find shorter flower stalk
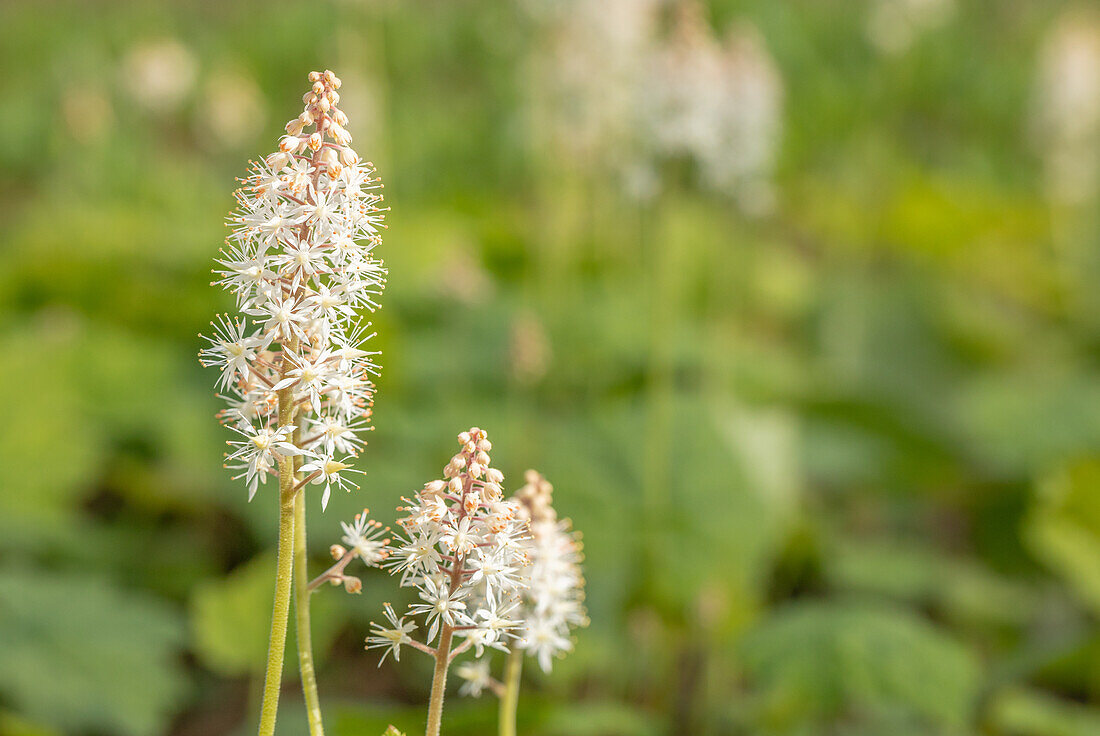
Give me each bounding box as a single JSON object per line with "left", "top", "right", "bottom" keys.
{"left": 332, "top": 435, "right": 588, "bottom": 736}
{"left": 293, "top": 473, "right": 326, "bottom": 736}
{"left": 498, "top": 649, "right": 523, "bottom": 736}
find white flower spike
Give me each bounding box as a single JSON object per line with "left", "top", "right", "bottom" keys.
{"left": 200, "top": 68, "right": 386, "bottom": 509}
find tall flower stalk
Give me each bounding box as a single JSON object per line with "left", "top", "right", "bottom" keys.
{"left": 455, "top": 471, "right": 587, "bottom": 736}
{"left": 360, "top": 428, "right": 530, "bottom": 736}
{"left": 199, "top": 69, "right": 386, "bottom": 736}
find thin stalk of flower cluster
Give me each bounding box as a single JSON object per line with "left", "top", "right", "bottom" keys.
{"left": 424, "top": 472, "right": 473, "bottom": 736}
{"left": 294, "top": 457, "right": 325, "bottom": 736}
{"left": 260, "top": 89, "right": 332, "bottom": 733}
{"left": 498, "top": 648, "right": 523, "bottom": 736}
{"left": 257, "top": 340, "right": 301, "bottom": 736}
{"left": 425, "top": 624, "right": 454, "bottom": 736}
{"left": 291, "top": 108, "right": 332, "bottom": 736}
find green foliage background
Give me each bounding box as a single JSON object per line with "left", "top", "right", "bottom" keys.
{"left": 1, "top": 0, "right": 1099, "bottom": 734}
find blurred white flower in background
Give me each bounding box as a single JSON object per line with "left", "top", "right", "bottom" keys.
{"left": 433, "top": 247, "right": 495, "bottom": 306}
{"left": 645, "top": 4, "right": 784, "bottom": 213}
{"left": 865, "top": 0, "right": 955, "bottom": 55}
{"left": 61, "top": 86, "right": 114, "bottom": 143}
{"left": 120, "top": 38, "right": 198, "bottom": 113}
{"left": 525, "top": 0, "right": 784, "bottom": 214}
{"left": 509, "top": 311, "right": 551, "bottom": 386}
{"left": 1031, "top": 9, "right": 1100, "bottom": 207}
{"left": 526, "top": 0, "right": 661, "bottom": 163}
{"left": 196, "top": 71, "right": 266, "bottom": 150}
{"left": 512, "top": 471, "right": 587, "bottom": 672}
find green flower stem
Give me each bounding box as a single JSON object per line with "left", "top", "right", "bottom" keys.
{"left": 294, "top": 489, "right": 325, "bottom": 736}
{"left": 257, "top": 462, "right": 296, "bottom": 736}
{"left": 257, "top": 348, "right": 300, "bottom": 736}
{"left": 498, "top": 648, "right": 523, "bottom": 736}
{"left": 425, "top": 624, "right": 455, "bottom": 736}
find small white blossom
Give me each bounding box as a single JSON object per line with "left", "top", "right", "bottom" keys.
{"left": 456, "top": 659, "right": 493, "bottom": 697}
{"left": 340, "top": 510, "right": 390, "bottom": 566}
{"left": 409, "top": 576, "right": 471, "bottom": 643}
{"left": 199, "top": 314, "right": 267, "bottom": 391}
{"left": 225, "top": 418, "right": 303, "bottom": 500}
{"left": 366, "top": 603, "right": 418, "bottom": 664}
{"left": 299, "top": 453, "right": 361, "bottom": 511}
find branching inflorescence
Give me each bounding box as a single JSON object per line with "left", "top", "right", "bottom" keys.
{"left": 199, "top": 69, "right": 385, "bottom": 736}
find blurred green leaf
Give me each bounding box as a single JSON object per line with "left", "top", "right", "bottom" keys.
{"left": 190, "top": 553, "right": 278, "bottom": 676}
{"left": 1027, "top": 459, "right": 1100, "bottom": 616}
{"left": 956, "top": 374, "right": 1100, "bottom": 478}
{"left": 827, "top": 538, "right": 1041, "bottom": 627}
{"left": 989, "top": 687, "right": 1100, "bottom": 736}
{"left": 0, "top": 569, "right": 186, "bottom": 736}
{"left": 740, "top": 600, "right": 980, "bottom": 733}
{"left": 538, "top": 701, "right": 665, "bottom": 736}
{"left": 0, "top": 710, "right": 60, "bottom": 736}
{"left": 0, "top": 323, "right": 104, "bottom": 548}
{"left": 190, "top": 552, "right": 348, "bottom": 677}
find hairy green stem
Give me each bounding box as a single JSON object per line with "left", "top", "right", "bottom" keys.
{"left": 498, "top": 649, "right": 523, "bottom": 736}
{"left": 257, "top": 347, "right": 299, "bottom": 736}
{"left": 425, "top": 625, "right": 455, "bottom": 736}
{"left": 257, "top": 465, "right": 296, "bottom": 736}
{"left": 294, "top": 490, "right": 325, "bottom": 736}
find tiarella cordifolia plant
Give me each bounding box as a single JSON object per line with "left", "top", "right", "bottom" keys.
{"left": 198, "top": 69, "right": 385, "bottom": 736}
{"left": 456, "top": 470, "right": 587, "bottom": 736}
{"left": 358, "top": 428, "right": 530, "bottom": 736}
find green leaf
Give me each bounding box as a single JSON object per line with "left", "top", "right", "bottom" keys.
{"left": 739, "top": 600, "right": 980, "bottom": 733}
{"left": 827, "top": 538, "right": 1041, "bottom": 627}
{"left": 190, "top": 553, "right": 278, "bottom": 676}
{"left": 538, "top": 701, "right": 665, "bottom": 736}
{"left": 1026, "top": 460, "right": 1100, "bottom": 616}
{"left": 989, "top": 688, "right": 1100, "bottom": 736}
{"left": 0, "top": 569, "right": 186, "bottom": 736}
{"left": 190, "top": 552, "right": 347, "bottom": 677}
{"left": 0, "top": 324, "right": 105, "bottom": 549}
{"left": 955, "top": 372, "right": 1100, "bottom": 478}
{"left": 0, "top": 710, "right": 60, "bottom": 736}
